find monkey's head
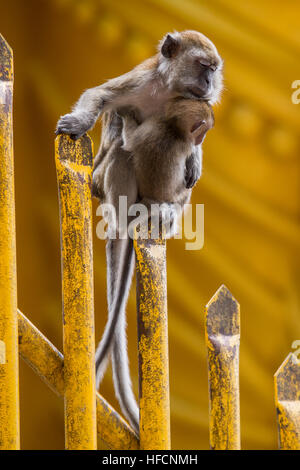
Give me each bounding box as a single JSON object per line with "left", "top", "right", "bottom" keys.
{"left": 158, "top": 31, "right": 223, "bottom": 105}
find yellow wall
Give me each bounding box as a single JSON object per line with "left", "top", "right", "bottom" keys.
{"left": 0, "top": 0, "right": 299, "bottom": 449}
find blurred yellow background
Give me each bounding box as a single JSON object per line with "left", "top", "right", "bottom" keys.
{"left": 1, "top": 0, "right": 300, "bottom": 450}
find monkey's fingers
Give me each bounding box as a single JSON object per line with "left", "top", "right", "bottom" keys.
{"left": 55, "top": 112, "right": 90, "bottom": 140}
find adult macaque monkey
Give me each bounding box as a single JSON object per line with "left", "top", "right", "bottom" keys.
{"left": 56, "top": 31, "right": 223, "bottom": 435}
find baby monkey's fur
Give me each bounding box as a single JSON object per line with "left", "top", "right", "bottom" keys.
{"left": 121, "top": 98, "right": 214, "bottom": 211}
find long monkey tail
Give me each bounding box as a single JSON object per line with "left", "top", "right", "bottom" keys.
{"left": 95, "top": 237, "right": 139, "bottom": 435}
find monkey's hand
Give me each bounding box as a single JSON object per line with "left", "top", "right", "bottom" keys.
{"left": 184, "top": 150, "right": 202, "bottom": 189}
{"left": 55, "top": 111, "right": 95, "bottom": 140}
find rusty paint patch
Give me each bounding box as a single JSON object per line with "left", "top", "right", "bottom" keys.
{"left": 0, "top": 35, "right": 13, "bottom": 82}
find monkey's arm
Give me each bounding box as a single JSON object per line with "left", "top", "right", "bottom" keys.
{"left": 184, "top": 146, "right": 203, "bottom": 189}
{"left": 56, "top": 71, "right": 144, "bottom": 140}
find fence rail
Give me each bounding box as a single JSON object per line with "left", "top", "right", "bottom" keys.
{"left": 0, "top": 33, "right": 300, "bottom": 450}
{"left": 17, "top": 309, "right": 139, "bottom": 450}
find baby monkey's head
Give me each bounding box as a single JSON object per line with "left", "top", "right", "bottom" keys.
{"left": 165, "top": 98, "right": 214, "bottom": 146}
{"left": 158, "top": 30, "right": 223, "bottom": 105}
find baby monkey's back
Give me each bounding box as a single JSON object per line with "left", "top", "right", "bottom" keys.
{"left": 127, "top": 97, "right": 214, "bottom": 205}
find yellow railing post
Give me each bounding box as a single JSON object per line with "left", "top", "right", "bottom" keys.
{"left": 0, "top": 34, "right": 20, "bottom": 450}
{"left": 205, "top": 284, "right": 240, "bottom": 450}
{"left": 135, "top": 233, "right": 171, "bottom": 450}
{"left": 274, "top": 353, "right": 300, "bottom": 450}
{"left": 55, "top": 134, "right": 97, "bottom": 450}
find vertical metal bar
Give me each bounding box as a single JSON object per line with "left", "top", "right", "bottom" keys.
{"left": 135, "top": 233, "right": 171, "bottom": 450}
{"left": 0, "top": 34, "right": 20, "bottom": 450}
{"left": 55, "top": 134, "right": 97, "bottom": 450}
{"left": 274, "top": 353, "right": 300, "bottom": 450}
{"left": 205, "top": 284, "right": 240, "bottom": 450}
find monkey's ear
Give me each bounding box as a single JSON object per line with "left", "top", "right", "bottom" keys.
{"left": 161, "top": 34, "right": 180, "bottom": 58}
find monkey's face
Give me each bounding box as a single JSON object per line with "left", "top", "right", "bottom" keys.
{"left": 159, "top": 31, "right": 223, "bottom": 105}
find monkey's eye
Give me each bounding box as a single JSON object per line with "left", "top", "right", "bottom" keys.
{"left": 196, "top": 58, "right": 217, "bottom": 72}
{"left": 198, "top": 59, "right": 211, "bottom": 67}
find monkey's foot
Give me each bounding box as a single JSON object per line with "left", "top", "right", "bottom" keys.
{"left": 55, "top": 111, "right": 93, "bottom": 140}
{"left": 155, "top": 202, "right": 178, "bottom": 238}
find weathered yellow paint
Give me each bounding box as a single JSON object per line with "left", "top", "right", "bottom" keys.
{"left": 135, "top": 232, "right": 171, "bottom": 450}
{"left": 274, "top": 353, "right": 300, "bottom": 450}
{"left": 17, "top": 309, "right": 139, "bottom": 450}
{"left": 55, "top": 134, "right": 97, "bottom": 450}
{"left": 0, "top": 341, "right": 5, "bottom": 364}
{"left": 205, "top": 285, "right": 241, "bottom": 450}
{"left": 0, "top": 34, "right": 20, "bottom": 450}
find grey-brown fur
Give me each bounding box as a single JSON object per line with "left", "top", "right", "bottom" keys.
{"left": 121, "top": 98, "right": 214, "bottom": 211}
{"left": 56, "top": 30, "right": 223, "bottom": 435}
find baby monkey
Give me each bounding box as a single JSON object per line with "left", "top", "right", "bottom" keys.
{"left": 118, "top": 97, "right": 214, "bottom": 232}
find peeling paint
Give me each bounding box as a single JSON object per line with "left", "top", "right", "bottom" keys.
{"left": 55, "top": 134, "right": 97, "bottom": 450}
{"left": 205, "top": 285, "right": 241, "bottom": 450}
{"left": 274, "top": 353, "right": 300, "bottom": 449}
{"left": 135, "top": 234, "right": 171, "bottom": 450}
{"left": 0, "top": 81, "right": 12, "bottom": 107}
{"left": 0, "top": 341, "right": 5, "bottom": 364}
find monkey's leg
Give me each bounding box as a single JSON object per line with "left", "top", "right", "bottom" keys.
{"left": 117, "top": 108, "right": 142, "bottom": 151}
{"left": 93, "top": 111, "right": 123, "bottom": 171}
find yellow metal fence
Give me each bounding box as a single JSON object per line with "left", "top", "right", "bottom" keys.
{"left": 0, "top": 34, "right": 299, "bottom": 450}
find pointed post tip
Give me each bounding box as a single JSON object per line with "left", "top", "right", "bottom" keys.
{"left": 275, "top": 352, "right": 300, "bottom": 378}
{"left": 0, "top": 34, "right": 13, "bottom": 81}
{"left": 0, "top": 34, "right": 12, "bottom": 55}
{"left": 55, "top": 132, "right": 92, "bottom": 145}
{"left": 206, "top": 284, "right": 238, "bottom": 309}
{"left": 275, "top": 353, "right": 300, "bottom": 402}
{"left": 205, "top": 284, "right": 240, "bottom": 337}
{"left": 55, "top": 133, "right": 93, "bottom": 167}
